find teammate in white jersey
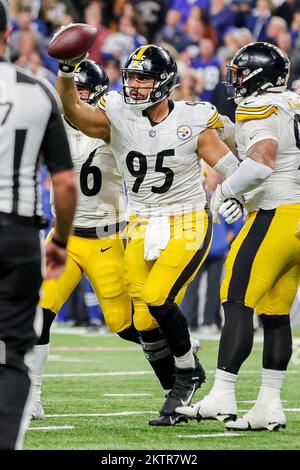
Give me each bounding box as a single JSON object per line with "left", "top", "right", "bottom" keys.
{"left": 55, "top": 43, "right": 241, "bottom": 425}
{"left": 177, "top": 43, "right": 300, "bottom": 431}
{"left": 30, "top": 60, "right": 140, "bottom": 420}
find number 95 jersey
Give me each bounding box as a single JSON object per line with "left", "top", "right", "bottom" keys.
{"left": 63, "top": 119, "right": 125, "bottom": 228}
{"left": 98, "top": 92, "right": 223, "bottom": 216}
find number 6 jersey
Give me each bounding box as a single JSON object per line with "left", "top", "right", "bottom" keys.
{"left": 98, "top": 91, "right": 223, "bottom": 216}
{"left": 55, "top": 119, "right": 125, "bottom": 228}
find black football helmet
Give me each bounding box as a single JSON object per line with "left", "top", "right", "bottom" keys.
{"left": 75, "top": 59, "right": 109, "bottom": 105}
{"left": 224, "top": 42, "right": 290, "bottom": 102}
{"left": 122, "top": 44, "right": 178, "bottom": 109}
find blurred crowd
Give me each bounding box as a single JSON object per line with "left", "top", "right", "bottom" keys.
{"left": 7, "top": 0, "right": 300, "bottom": 107}
{"left": 7, "top": 0, "right": 300, "bottom": 333}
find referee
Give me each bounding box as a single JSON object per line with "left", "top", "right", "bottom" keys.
{"left": 0, "top": 0, "right": 77, "bottom": 450}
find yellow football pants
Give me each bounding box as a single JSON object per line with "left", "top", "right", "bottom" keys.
{"left": 40, "top": 231, "right": 132, "bottom": 333}
{"left": 221, "top": 204, "right": 300, "bottom": 315}
{"left": 124, "top": 209, "right": 213, "bottom": 331}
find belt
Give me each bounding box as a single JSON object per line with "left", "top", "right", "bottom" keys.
{"left": 0, "top": 211, "right": 48, "bottom": 229}
{"left": 73, "top": 221, "right": 127, "bottom": 239}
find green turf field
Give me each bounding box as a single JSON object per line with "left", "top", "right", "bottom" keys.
{"left": 24, "top": 328, "right": 300, "bottom": 450}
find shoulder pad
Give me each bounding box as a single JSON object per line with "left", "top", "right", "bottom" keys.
{"left": 96, "top": 94, "right": 107, "bottom": 110}
{"left": 236, "top": 104, "right": 278, "bottom": 122}
{"left": 184, "top": 101, "right": 223, "bottom": 129}
{"left": 206, "top": 109, "right": 223, "bottom": 129}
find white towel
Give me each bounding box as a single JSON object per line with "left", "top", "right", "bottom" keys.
{"left": 144, "top": 216, "right": 170, "bottom": 261}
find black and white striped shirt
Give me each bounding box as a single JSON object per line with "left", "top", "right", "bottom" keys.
{"left": 0, "top": 58, "right": 73, "bottom": 218}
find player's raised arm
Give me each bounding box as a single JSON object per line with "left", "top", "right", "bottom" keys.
{"left": 48, "top": 23, "right": 110, "bottom": 141}
{"left": 56, "top": 73, "right": 110, "bottom": 141}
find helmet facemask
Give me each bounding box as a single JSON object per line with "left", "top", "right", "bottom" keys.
{"left": 224, "top": 64, "right": 270, "bottom": 103}
{"left": 76, "top": 83, "right": 108, "bottom": 106}
{"left": 122, "top": 69, "right": 176, "bottom": 110}
{"left": 224, "top": 43, "right": 290, "bottom": 104}
{"left": 122, "top": 69, "right": 157, "bottom": 109}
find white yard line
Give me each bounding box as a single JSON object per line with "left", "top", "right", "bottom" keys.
{"left": 206, "top": 370, "right": 300, "bottom": 375}
{"left": 48, "top": 356, "right": 97, "bottom": 363}
{"left": 238, "top": 400, "right": 288, "bottom": 404}
{"left": 43, "top": 409, "right": 300, "bottom": 418}
{"left": 239, "top": 408, "right": 300, "bottom": 413}
{"left": 283, "top": 408, "right": 300, "bottom": 412}
{"left": 43, "top": 370, "right": 300, "bottom": 378}
{"left": 50, "top": 346, "right": 140, "bottom": 351}
{"left": 177, "top": 433, "right": 244, "bottom": 438}
{"left": 51, "top": 326, "right": 114, "bottom": 336}
{"left": 103, "top": 393, "right": 152, "bottom": 397}
{"left": 45, "top": 411, "right": 156, "bottom": 418}
{"left": 28, "top": 425, "right": 75, "bottom": 431}
{"left": 43, "top": 371, "right": 152, "bottom": 378}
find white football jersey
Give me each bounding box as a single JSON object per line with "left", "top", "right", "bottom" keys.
{"left": 235, "top": 91, "right": 300, "bottom": 212}
{"left": 98, "top": 92, "right": 223, "bottom": 216}
{"left": 52, "top": 120, "right": 125, "bottom": 228}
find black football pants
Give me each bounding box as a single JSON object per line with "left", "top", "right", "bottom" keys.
{"left": 0, "top": 221, "right": 42, "bottom": 449}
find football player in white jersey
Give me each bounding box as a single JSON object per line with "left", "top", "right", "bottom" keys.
{"left": 177, "top": 43, "right": 300, "bottom": 431}
{"left": 30, "top": 60, "right": 141, "bottom": 420}
{"left": 55, "top": 43, "right": 241, "bottom": 425}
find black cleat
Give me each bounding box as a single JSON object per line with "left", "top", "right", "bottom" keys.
{"left": 160, "top": 356, "right": 206, "bottom": 417}
{"left": 149, "top": 413, "right": 188, "bottom": 426}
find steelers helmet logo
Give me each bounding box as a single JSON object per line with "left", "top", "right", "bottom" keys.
{"left": 177, "top": 126, "right": 192, "bottom": 140}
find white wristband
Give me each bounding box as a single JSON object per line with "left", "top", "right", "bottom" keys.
{"left": 213, "top": 151, "right": 239, "bottom": 178}
{"left": 221, "top": 158, "right": 273, "bottom": 199}
{"left": 58, "top": 69, "right": 75, "bottom": 78}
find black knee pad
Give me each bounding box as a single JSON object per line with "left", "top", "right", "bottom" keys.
{"left": 139, "top": 328, "right": 175, "bottom": 390}
{"left": 260, "top": 314, "right": 290, "bottom": 329}
{"left": 139, "top": 328, "right": 171, "bottom": 362}
{"left": 38, "top": 309, "right": 56, "bottom": 345}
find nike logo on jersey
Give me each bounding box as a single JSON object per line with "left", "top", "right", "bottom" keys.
{"left": 101, "top": 247, "right": 112, "bottom": 253}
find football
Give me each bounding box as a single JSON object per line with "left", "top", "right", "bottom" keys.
{"left": 48, "top": 23, "right": 98, "bottom": 60}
